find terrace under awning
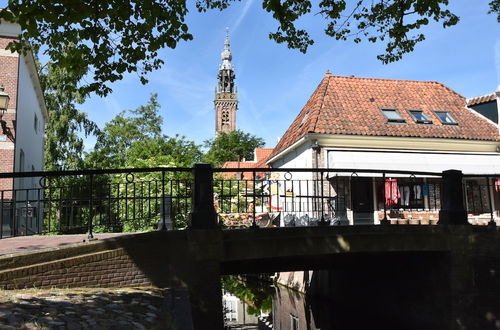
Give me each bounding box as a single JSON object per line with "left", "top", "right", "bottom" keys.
{"left": 327, "top": 150, "right": 500, "bottom": 177}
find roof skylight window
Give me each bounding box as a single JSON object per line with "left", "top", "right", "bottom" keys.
{"left": 299, "top": 110, "right": 310, "bottom": 128}
{"left": 408, "top": 110, "right": 432, "bottom": 124}
{"left": 381, "top": 109, "right": 405, "bottom": 123}
{"left": 433, "top": 111, "right": 457, "bottom": 125}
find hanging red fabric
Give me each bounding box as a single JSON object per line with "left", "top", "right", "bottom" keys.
{"left": 385, "top": 178, "right": 400, "bottom": 206}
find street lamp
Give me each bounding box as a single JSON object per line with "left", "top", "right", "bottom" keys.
{"left": 0, "top": 86, "right": 10, "bottom": 113}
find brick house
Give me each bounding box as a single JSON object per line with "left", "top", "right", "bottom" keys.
{"left": 266, "top": 72, "right": 500, "bottom": 225}
{"left": 0, "top": 21, "right": 48, "bottom": 235}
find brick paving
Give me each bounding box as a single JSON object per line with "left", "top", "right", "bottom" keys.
{"left": 0, "top": 233, "right": 134, "bottom": 257}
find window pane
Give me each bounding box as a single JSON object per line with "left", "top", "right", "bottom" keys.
{"left": 435, "top": 111, "right": 456, "bottom": 124}
{"left": 409, "top": 110, "right": 431, "bottom": 122}
{"left": 382, "top": 109, "right": 404, "bottom": 121}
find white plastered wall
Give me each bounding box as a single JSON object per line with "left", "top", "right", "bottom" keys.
{"left": 15, "top": 54, "right": 45, "bottom": 179}
{"left": 269, "top": 141, "right": 333, "bottom": 224}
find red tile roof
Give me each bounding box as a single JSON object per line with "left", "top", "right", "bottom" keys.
{"left": 467, "top": 93, "right": 496, "bottom": 107}
{"left": 254, "top": 148, "right": 273, "bottom": 165}
{"left": 221, "top": 148, "right": 273, "bottom": 179}
{"left": 270, "top": 74, "right": 499, "bottom": 160}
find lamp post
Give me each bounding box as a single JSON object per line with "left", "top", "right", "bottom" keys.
{"left": 0, "top": 86, "right": 10, "bottom": 114}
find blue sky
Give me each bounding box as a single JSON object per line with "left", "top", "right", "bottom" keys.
{"left": 62, "top": 1, "right": 500, "bottom": 148}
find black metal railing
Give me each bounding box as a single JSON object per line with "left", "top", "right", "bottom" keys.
{"left": 213, "top": 168, "right": 444, "bottom": 227}
{"left": 0, "top": 167, "right": 193, "bottom": 239}
{"left": 463, "top": 174, "right": 500, "bottom": 226}
{"left": 0, "top": 165, "right": 498, "bottom": 239}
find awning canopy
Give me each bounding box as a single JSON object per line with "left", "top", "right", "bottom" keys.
{"left": 327, "top": 150, "right": 500, "bottom": 177}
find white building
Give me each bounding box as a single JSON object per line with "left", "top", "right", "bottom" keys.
{"left": 267, "top": 72, "right": 500, "bottom": 225}
{"left": 0, "top": 20, "right": 48, "bottom": 235}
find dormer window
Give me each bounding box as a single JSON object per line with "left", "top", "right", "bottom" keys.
{"left": 433, "top": 111, "right": 457, "bottom": 125}
{"left": 408, "top": 110, "right": 432, "bottom": 124}
{"left": 381, "top": 108, "right": 405, "bottom": 123}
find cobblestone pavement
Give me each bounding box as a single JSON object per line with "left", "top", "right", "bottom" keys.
{"left": 0, "top": 287, "right": 177, "bottom": 329}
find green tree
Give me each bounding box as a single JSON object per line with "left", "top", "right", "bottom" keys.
{"left": 490, "top": 0, "right": 500, "bottom": 21}
{"left": 86, "top": 92, "right": 202, "bottom": 169}
{"left": 85, "top": 93, "right": 163, "bottom": 169}
{"left": 124, "top": 135, "right": 203, "bottom": 169}
{"left": 203, "top": 130, "right": 265, "bottom": 167}
{"left": 83, "top": 95, "right": 202, "bottom": 232}
{"left": 41, "top": 60, "right": 100, "bottom": 171}
{"left": 2, "top": 1, "right": 497, "bottom": 95}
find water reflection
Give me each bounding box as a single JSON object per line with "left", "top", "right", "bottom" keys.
{"left": 222, "top": 275, "right": 273, "bottom": 329}
{"left": 222, "top": 274, "right": 315, "bottom": 330}
{"left": 223, "top": 264, "right": 446, "bottom": 330}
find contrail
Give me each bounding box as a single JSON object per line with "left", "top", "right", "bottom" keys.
{"left": 232, "top": 0, "right": 255, "bottom": 34}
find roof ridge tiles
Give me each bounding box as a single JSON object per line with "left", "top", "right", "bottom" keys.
{"left": 311, "top": 74, "right": 332, "bottom": 133}
{"left": 331, "top": 74, "right": 437, "bottom": 84}
{"left": 467, "top": 93, "right": 496, "bottom": 106}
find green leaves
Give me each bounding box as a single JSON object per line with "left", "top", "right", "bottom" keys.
{"left": 86, "top": 94, "right": 202, "bottom": 170}
{"left": 263, "top": 0, "right": 314, "bottom": 53}
{"left": 41, "top": 58, "right": 100, "bottom": 171}
{"left": 0, "top": 0, "right": 193, "bottom": 97}
{"left": 204, "top": 0, "right": 464, "bottom": 63}
{"left": 320, "top": 0, "right": 460, "bottom": 64}
{"left": 1, "top": 0, "right": 496, "bottom": 96}
{"left": 203, "top": 130, "right": 265, "bottom": 167}
{"left": 489, "top": 0, "right": 500, "bottom": 22}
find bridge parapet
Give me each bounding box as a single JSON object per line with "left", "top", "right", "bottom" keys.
{"left": 0, "top": 165, "right": 498, "bottom": 240}
{"left": 0, "top": 226, "right": 499, "bottom": 330}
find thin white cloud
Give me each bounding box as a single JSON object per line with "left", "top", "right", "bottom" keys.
{"left": 149, "top": 66, "right": 213, "bottom": 116}
{"left": 231, "top": 0, "right": 255, "bottom": 35}
{"left": 495, "top": 39, "right": 500, "bottom": 85}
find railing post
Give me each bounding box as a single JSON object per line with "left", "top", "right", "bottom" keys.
{"left": 190, "top": 163, "right": 217, "bottom": 229}
{"left": 318, "top": 170, "right": 329, "bottom": 226}
{"left": 160, "top": 170, "right": 167, "bottom": 230}
{"left": 439, "top": 170, "right": 468, "bottom": 225}
{"left": 88, "top": 174, "right": 94, "bottom": 239}
{"left": 252, "top": 170, "right": 257, "bottom": 228}
{"left": 380, "top": 172, "right": 389, "bottom": 225}
{"left": 486, "top": 176, "right": 496, "bottom": 227}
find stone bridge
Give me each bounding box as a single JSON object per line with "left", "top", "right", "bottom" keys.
{"left": 1, "top": 225, "right": 499, "bottom": 330}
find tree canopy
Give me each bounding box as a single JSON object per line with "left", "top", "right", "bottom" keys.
{"left": 41, "top": 59, "right": 100, "bottom": 171}
{"left": 85, "top": 94, "right": 202, "bottom": 169}
{"left": 203, "top": 130, "right": 265, "bottom": 167}
{"left": 1, "top": 1, "right": 497, "bottom": 96}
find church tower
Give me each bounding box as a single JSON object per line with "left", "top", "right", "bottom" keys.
{"left": 214, "top": 30, "right": 238, "bottom": 135}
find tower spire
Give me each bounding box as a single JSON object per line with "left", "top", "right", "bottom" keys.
{"left": 214, "top": 29, "right": 238, "bottom": 135}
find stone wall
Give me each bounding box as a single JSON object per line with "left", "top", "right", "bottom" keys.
{"left": 0, "top": 231, "right": 186, "bottom": 290}
{"left": 0, "top": 248, "right": 152, "bottom": 289}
